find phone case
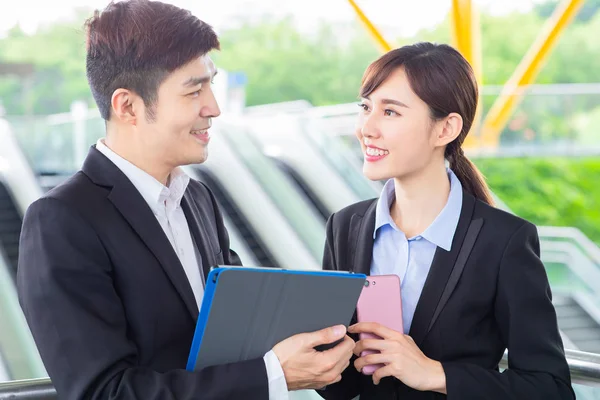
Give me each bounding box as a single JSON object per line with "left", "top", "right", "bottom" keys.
{"left": 355, "top": 274, "right": 403, "bottom": 375}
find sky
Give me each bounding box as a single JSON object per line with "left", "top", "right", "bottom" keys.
{"left": 0, "top": 0, "right": 545, "bottom": 38}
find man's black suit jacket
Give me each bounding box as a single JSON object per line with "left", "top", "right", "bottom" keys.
{"left": 17, "top": 147, "right": 268, "bottom": 399}
{"left": 318, "top": 192, "right": 575, "bottom": 400}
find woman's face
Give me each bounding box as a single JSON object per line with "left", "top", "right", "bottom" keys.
{"left": 355, "top": 67, "right": 446, "bottom": 182}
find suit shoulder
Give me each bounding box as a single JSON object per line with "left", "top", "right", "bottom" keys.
{"left": 186, "top": 178, "right": 215, "bottom": 207}
{"left": 331, "top": 198, "right": 377, "bottom": 224}
{"left": 187, "top": 177, "right": 212, "bottom": 196}
{"left": 42, "top": 172, "right": 96, "bottom": 203}
{"left": 473, "top": 198, "right": 534, "bottom": 235}
{"left": 25, "top": 172, "right": 104, "bottom": 222}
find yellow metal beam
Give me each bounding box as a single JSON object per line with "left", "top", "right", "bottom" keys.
{"left": 450, "top": 0, "right": 483, "bottom": 148}
{"left": 450, "top": 0, "right": 482, "bottom": 84}
{"left": 347, "top": 0, "right": 392, "bottom": 53}
{"left": 480, "top": 0, "right": 584, "bottom": 147}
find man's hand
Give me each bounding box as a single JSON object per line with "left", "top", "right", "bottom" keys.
{"left": 272, "top": 325, "right": 355, "bottom": 391}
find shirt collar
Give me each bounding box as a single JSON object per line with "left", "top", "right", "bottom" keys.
{"left": 373, "top": 168, "right": 463, "bottom": 251}
{"left": 95, "top": 139, "right": 190, "bottom": 215}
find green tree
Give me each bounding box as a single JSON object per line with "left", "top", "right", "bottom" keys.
{"left": 214, "top": 17, "right": 379, "bottom": 107}
{"left": 0, "top": 10, "right": 92, "bottom": 115}
{"left": 2, "top": 6, "right": 600, "bottom": 114}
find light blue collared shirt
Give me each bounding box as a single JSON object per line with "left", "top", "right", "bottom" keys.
{"left": 370, "top": 169, "right": 463, "bottom": 334}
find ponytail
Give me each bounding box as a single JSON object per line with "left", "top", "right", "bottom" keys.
{"left": 448, "top": 147, "right": 494, "bottom": 206}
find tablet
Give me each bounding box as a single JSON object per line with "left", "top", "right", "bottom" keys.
{"left": 186, "top": 266, "right": 366, "bottom": 371}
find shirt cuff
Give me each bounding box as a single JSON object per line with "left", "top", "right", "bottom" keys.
{"left": 264, "top": 350, "right": 289, "bottom": 400}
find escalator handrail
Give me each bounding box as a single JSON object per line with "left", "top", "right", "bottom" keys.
{"left": 217, "top": 120, "right": 325, "bottom": 261}
{"left": 0, "top": 247, "right": 47, "bottom": 381}
{"left": 0, "top": 119, "right": 43, "bottom": 216}
{"left": 540, "top": 240, "right": 600, "bottom": 297}
{"left": 538, "top": 226, "right": 600, "bottom": 269}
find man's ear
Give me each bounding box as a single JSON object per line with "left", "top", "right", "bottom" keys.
{"left": 111, "top": 89, "right": 138, "bottom": 125}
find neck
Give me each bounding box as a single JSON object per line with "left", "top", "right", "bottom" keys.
{"left": 104, "top": 130, "right": 172, "bottom": 186}
{"left": 391, "top": 162, "right": 451, "bottom": 238}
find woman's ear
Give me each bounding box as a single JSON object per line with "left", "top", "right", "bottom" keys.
{"left": 435, "top": 113, "right": 463, "bottom": 147}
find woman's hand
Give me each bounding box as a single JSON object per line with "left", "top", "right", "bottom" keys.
{"left": 348, "top": 322, "right": 447, "bottom": 394}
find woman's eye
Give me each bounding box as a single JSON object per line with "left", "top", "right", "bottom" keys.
{"left": 384, "top": 109, "right": 398, "bottom": 116}
{"left": 358, "top": 103, "right": 369, "bottom": 111}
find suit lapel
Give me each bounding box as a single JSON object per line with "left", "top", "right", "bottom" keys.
{"left": 107, "top": 180, "right": 199, "bottom": 319}
{"left": 350, "top": 200, "right": 378, "bottom": 275}
{"left": 181, "top": 191, "right": 217, "bottom": 282}
{"left": 82, "top": 146, "right": 199, "bottom": 320}
{"left": 426, "top": 218, "right": 483, "bottom": 334}
{"left": 409, "top": 192, "right": 477, "bottom": 346}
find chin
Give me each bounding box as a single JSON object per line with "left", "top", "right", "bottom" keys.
{"left": 181, "top": 151, "right": 208, "bottom": 166}
{"left": 363, "top": 165, "right": 392, "bottom": 182}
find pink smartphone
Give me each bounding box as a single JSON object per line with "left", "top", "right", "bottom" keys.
{"left": 355, "top": 274, "right": 403, "bottom": 375}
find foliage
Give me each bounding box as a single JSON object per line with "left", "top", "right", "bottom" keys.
{"left": 474, "top": 157, "right": 600, "bottom": 245}
{"left": 213, "top": 17, "right": 379, "bottom": 107}
{"left": 1, "top": 6, "right": 600, "bottom": 114}
{"left": 0, "top": 12, "right": 91, "bottom": 114}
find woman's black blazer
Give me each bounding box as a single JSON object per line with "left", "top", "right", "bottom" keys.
{"left": 317, "top": 190, "right": 575, "bottom": 400}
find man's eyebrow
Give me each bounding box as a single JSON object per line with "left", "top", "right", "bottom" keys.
{"left": 182, "top": 70, "right": 218, "bottom": 88}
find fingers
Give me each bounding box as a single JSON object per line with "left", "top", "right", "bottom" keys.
{"left": 348, "top": 322, "right": 398, "bottom": 340}
{"left": 322, "top": 334, "right": 354, "bottom": 362}
{"left": 333, "top": 349, "right": 352, "bottom": 374}
{"left": 354, "top": 352, "right": 392, "bottom": 372}
{"left": 353, "top": 338, "right": 392, "bottom": 356}
{"left": 305, "top": 325, "right": 347, "bottom": 348}
{"left": 372, "top": 364, "right": 395, "bottom": 385}
{"left": 320, "top": 339, "right": 353, "bottom": 386}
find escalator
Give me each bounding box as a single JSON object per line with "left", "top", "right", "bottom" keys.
{"left": 0, "top": 247, "right": 47, "bottom": 381}
{"left": 0, "top": 181, "right": 22, "bottom": 281}
{"left": 267, "top": 157, "right": 330, "bottom": 221}
{"left": 554, "top": 294, "right": 600, "bottom": 353}
{"left": 197, "top": 121, "right": 322, "bottom": 271}
{"left": 244, "top": 113, "right": 361, "bottom": 220}
{"left": 299, "top": 115, "right": 382, "bottom": 200}
{"left": 191, "top": 166, "right": 278, "bottom": 268}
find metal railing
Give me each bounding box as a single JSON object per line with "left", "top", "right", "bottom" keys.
{"left": 0, "top": 349, "right": 599, "bottom": 399}
{"left": 0, "top": 377, "right": 55, "bottom": 399}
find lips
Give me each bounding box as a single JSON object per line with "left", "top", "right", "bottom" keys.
{"left": 191, "top": 128, "right": 210, "bottom": 144}
{"left": 364, "top": 145, "right": 389, "bottom": 162}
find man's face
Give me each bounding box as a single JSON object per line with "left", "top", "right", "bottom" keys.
{"left": 135, "top": 55, "right": 220, "bottom": 168}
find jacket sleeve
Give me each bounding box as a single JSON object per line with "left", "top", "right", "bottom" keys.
{"left": 316, "top": 213, "right": 362, "bottom": 400}
{"left": 442, "top": 221, "right": 575, "bottom": 400}
{"left": 17, "top": 197, "right": 267, "bottom": 400}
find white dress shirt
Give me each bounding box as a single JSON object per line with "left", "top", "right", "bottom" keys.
{"left": 96, "top": 139, "right": 289, "bottom": 399}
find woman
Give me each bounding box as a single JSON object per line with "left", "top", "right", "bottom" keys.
{"left": 317, "top": 42, "right": 574, "bottom": 399}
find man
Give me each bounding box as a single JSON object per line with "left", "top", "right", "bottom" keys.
{"left": 17, "top": 1, "right": 354, "bottom": 399}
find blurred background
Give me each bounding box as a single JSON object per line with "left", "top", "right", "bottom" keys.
{"left": 1, "top": 0, "right": 600, "bottom": 398}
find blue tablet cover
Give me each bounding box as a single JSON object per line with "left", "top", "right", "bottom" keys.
{"left": 186, "top": 266, "right": 366, "bottom": 371}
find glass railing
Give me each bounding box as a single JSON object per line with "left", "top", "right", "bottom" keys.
{"left": 6, "top": 111, "right": 103, "bottom": 175}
